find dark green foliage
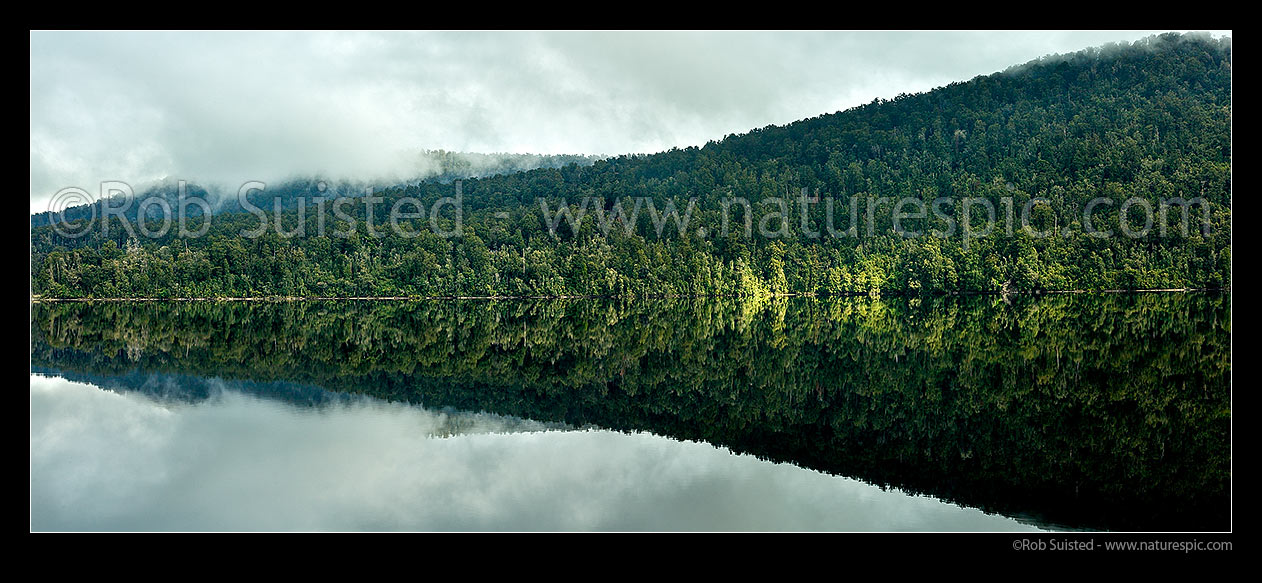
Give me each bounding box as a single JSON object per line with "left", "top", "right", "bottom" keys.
{"left": 31, "top": 34, "right": 1231, "bottom": 298}
{"left": 31, "top": 292, "right": 1232, "bottom": 530}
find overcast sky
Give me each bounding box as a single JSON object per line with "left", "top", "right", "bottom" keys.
{"left": 29, "top": 30, "right": 1230, "bottom": 213}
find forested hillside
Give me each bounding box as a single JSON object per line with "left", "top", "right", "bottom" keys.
{"left": 31, "top": 33, "right": 1231, "bottom": 299}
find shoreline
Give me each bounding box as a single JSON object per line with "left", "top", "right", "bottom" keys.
{"left": 29, "top": 288, "right": 1228, "bottom": 303}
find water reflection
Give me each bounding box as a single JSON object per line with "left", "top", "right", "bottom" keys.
{"left": 30, "top": 293, "right": 1231, "bottom": 531}
{"left": 30, "top": 374, "right": 1040, "bottom": 532}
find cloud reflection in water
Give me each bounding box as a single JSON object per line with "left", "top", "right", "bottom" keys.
{"left": 30, "top": 374, "right": 1042, "bottom": 532}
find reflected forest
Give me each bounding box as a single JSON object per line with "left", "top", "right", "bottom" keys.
{"left": 31, "top": 293, "right": 1231, "bottom": 531}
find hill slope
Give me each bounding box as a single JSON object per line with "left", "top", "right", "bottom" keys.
{"left": 31, "top": 32, "right": 1231, "bottom": 299}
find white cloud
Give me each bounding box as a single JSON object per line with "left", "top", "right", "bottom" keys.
{"left": 29, "top": 30, "right": 1230, "bottom": 213}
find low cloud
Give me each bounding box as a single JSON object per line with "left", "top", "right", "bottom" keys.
{"left": 30, "top": 30, "right": 1228, "bottom": 213}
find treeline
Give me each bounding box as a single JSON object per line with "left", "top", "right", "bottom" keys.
{"left": 32, "top": 293, "right": 1232, "bottom": 530}
{"left": 30, "top": 150, "right": 604, "bottom": 229}
{"left": 31, "top": 33, "right": 1231, "bottom": 299}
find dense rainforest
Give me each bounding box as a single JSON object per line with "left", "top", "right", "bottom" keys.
{"left": 31, "top": 33, "right": 1231, "bottom": 299}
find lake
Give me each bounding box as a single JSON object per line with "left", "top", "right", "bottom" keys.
{"left": 29, "top": 293, "right": 1231, "bottom": 532}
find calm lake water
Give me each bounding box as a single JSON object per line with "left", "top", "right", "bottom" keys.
{"left": 29, "top": 294, "right": 1231, "bottom": 531}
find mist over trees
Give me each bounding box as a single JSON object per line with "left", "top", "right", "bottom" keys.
{"left": 31, "top": 33, "right": 1231, "bottom": 299}
{"left": 30, "top": 150, "right": 604, "bottom": 228}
